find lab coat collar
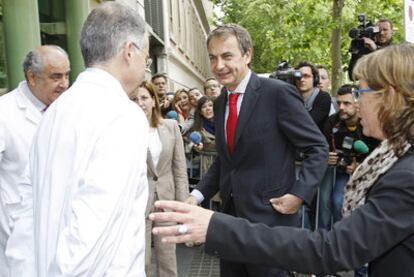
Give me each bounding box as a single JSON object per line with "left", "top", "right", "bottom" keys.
{"left": 80, "top": 68, "right": 129, "bottom": 99}
{"left": 15, "top": 81, "right": 42, "bottom": 125}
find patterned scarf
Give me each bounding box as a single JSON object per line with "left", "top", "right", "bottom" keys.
{"left": 342, "top": 139, "right": 411, "bottom": 217}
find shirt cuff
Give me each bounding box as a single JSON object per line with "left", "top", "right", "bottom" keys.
{"left": 190, "top": 189, "right": 204, "bottom": 204}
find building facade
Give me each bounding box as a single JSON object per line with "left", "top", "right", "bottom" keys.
{"left": 0, "top": 0, "right": 212, "bottom": 94}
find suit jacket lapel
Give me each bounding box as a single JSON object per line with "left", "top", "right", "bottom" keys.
{"left": 233, "top": 73, "right": 261, "bottom": 151}
{"left": 214, "top": 92, "right": 230, "bottom": 161}
{"left": 155, "top": 122, "right": 169, "bottom": 173}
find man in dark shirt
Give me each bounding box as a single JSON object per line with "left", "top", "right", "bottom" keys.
{"left": 323, "top": 84, "right": 379, "bottom": 223}
{"left": 295, "top": 61, "right": 331, "bottom": 131}
{"left": 348, "top": 18, "right": 394, "bottom": 80}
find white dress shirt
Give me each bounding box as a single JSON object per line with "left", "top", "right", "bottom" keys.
{"left": 148, "top": 127, "right": 162, "bottom": 169}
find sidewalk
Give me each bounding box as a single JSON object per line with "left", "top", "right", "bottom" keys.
{"left": 151, "top": 244, "right": 220, "bottom": 277}
{"left": 151, "top": 244, "right": 354, "bottom": 277}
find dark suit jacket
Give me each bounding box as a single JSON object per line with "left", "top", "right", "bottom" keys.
{"left": 309, "top": 90, "right": 331, "bottom": 131}
{"left": 196, "top": 73, "right": 328, "bottom": 227}
{"left": 204, "top": 149, "right": 414, "bottom": 277}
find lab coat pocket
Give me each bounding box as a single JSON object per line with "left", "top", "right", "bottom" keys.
{"left": 1, "top": 183, "right": 32, "bottom": 232}
{"left": 0, "top": 192, "right": 20, "bottom": 227}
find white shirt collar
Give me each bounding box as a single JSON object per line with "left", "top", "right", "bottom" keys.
{"left": 227, "top": 69, "right": 252, "bottom": 95}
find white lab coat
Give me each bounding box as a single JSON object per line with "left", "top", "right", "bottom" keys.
{"left": 30, "top": 68, "right": 149, "bottom": 276}
{"left": 0, "top": 81, "right": 41, "bottom": 277}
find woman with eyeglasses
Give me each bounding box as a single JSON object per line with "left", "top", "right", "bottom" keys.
{"left": 149, "top": 43, "right": 414, "bottom": 277}
{"left": 130, "top": 81, "right": 189, "bottom": 277}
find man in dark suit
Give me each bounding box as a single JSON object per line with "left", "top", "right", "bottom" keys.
{"left": 186, "top": 23, "right": 328, "bottom": 277}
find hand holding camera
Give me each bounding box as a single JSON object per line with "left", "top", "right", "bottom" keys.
{"left": 361, "top": 37, "right": 377, "bottom": 51}
{"left": 335, "top": 137, "right": 369, "bottom": 173}
{"left": 328, "top": 152, "right": 339, "bottom": 166}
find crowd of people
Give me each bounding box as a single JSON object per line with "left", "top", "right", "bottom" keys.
{"left": 0, "top": 2, "right": 412, "bottom": 277}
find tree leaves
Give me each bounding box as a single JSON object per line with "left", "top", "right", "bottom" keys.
{"left": 213, "top": 0, "right": 403, "bottom": 85}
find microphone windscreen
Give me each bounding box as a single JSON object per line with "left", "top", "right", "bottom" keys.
{"left": 189, "top": 131, "right": 202, "bottom": 144}
{"left": 353, "top": 140, "right": 369, "bottom": 154}
{"left": 166, "top": 110, "right": 178, "bottom": 120}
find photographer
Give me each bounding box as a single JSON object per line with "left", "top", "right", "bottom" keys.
{"left": 348, "top": 18, "right": 394, "bottom": 80}
{"left": 295, "top": 61, "right": 331, "bottom": 131}
{"left": 323, "top": 84, "right": 379, "bottom": 223}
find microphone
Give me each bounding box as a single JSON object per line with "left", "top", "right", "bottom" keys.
{"left": 353, "top": 140, "right": 369, "bottom": 154}
{"left": 166, "top": 110, "right": 178, "bottom": 120}
{"left": 189, "top": 131, "right": 202, "bottom": 145}
{"left": 188, "top": 131, "right": 202, "bottom": 149}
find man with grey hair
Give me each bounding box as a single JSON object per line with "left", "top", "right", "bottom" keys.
{"left": 0, "top": 45, "right": 70, "bottom": 276}
{"left": 185, "top": 23, "right": 328, "bottom": 276}
{"left": 30, "top": 2, "right": 149, "bottom": 276}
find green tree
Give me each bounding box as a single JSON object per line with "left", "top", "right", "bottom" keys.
{"left": 213, "top": 0, "right": 403, "bottom": 92}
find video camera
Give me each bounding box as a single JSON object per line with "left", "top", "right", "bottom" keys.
{"left": 335, "top": 136, "right": 369, "bottom": 173}
{"left": 269, "top": 61, "right": 302, "bottom": 85}
{"left": 348, "top": 13, "right": 381, "bottom": 55}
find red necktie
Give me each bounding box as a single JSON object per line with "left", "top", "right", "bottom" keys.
{"left": 226, "top": 93, "right": 240, "bottom": 154}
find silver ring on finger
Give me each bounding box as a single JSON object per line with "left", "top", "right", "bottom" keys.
{"left": 177, "top": 224, "right": 188, "bottom": 235}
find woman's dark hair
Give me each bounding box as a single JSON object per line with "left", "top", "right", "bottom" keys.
{"left": 192, "top": 96, "right": 215, "bottom": 131}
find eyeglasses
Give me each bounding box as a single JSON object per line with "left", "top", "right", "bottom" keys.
{"left": 351, "top": 87, "right": 378, "bottom": 101}
{"left": 205, "top": 84, "right": 219, "bottom": 89}
{"left": 131, "top": 42, "right": 153, "bottom": 68}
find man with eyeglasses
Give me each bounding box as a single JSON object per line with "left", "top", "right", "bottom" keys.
{"left": 152, "top": 73, "right": 168, "bottom": 99}
{"left": 30, "top": 2, "right": 149, "bottom": 276}
{"left": 203, "top": 77, "right": 221, "bottom": 98}
{"left": 294, "top": 61, "right": 332, "bottom": 231}
{"left": 295, "top": 61, "right": 331, "bottom": 132}
{"left": 152, "top": 73, "right": 176, "bottom": 118}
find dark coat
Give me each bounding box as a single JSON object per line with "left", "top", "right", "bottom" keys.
{"left": 205, "top": 149, "right": 414, "bottom": 277}
{"left": 196, "top": 72, "right": 328, "bottom": 227}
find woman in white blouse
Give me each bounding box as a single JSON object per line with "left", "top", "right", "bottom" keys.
{"left": 130, "top": 81, "right": 189, "bottom": 277}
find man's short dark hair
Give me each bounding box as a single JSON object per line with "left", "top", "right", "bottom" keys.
{"left": 337, "top": 84, "right": 358, "bottom": 96}
{"left": 316, "top": 64, "right": 328, "bottom": 71}
{"left": 377, "top": 18, "right": 393, "bottom": 30}
{"left": 151, "top": 73, "right": 167, "bottom": 83}
{"left": 207, "top": 24, "right": 253, "bottom": 57}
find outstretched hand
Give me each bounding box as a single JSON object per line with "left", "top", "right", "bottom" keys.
{"left": 149, "top": 200, "right": 214, "bottom": 244}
